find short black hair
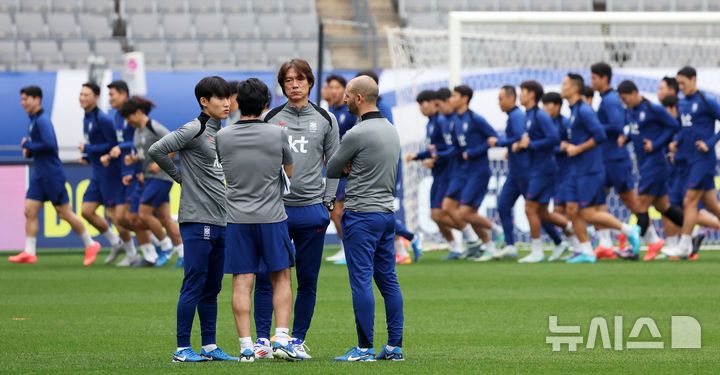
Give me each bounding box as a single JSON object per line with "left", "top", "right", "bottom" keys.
{"left": 355, "top": 70, "right": 379, "bottom": 84}
{"left": 436, "top": 87, "right": 451, "bottom": 101}
{"left": 501, "top": 85, "right": 516, "bottom": 98}
{"left": 661, "top": 76, "right": 679, "bottom": 93}
{"left": 541, "top": 91, "right": 562, "bottom": 105}
{"left": 107, "top": 80, "right": 129, "bottom": 95}
{"left": 326, "top": 74, "right": 347, "bottom": 87}
{"left": 119, "top": 96, "right": 155, "bottom": 118}
{"left": 661, "top": 94, "right": 678, "bottom": 108}
{"left": 581, "top": 85, "right": 594, "bottom": 98}
{"left": 520, "top": 80, "right": 543, "bottom": 103}
{"left": 227, "top": 80, "right": 241, "bottom": 95}
{"left": 82, "top": 81, "right": 101, "bottom": 96}
{"left": 416, "top": 89, "right": 437, "bottom": 103}
{"left": 20, "top": 85, "right": 42, "bottom": 99}
{"left": 567, "top": 73, "right": 584, "bottom": 92}
{"left": 591, "top": 62, "right": 612, "bottom": 82}
{"left": 454, "top": 85, "right": 473, "bottom": 102}
{"left": 237, "top": 78, "right": 270, "bottom": 117}
{"left": 677, "top": 66, "right": 697, "bottom": 79}
{"left": 617, "top": 80, "right": 638, "bottom": 94}
{"left": 194, "top": 76, "right": 232, "bottom": 109}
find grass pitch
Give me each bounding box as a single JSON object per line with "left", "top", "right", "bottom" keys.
{"left": 1, "top": 246, "right": 718, "bottom": 374}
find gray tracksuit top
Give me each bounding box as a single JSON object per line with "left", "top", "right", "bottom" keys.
{"left": 327, "top": 111, "right": 400, "bottom": 213}
{"left": 148, "top": 112, "right": 227, "bottom": 226}
{"left": 263, "top": 101, "right": 340, "bottom": 207}
{"left": 134, "top": 119, "right": 173, "bottom": 182}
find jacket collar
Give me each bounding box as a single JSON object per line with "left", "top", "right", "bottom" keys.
{"left": 360, "top": 111, "right": 383, "bottom": 121}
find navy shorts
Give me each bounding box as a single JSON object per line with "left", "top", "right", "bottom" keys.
{"left": 118, "top": 180, "right": 136, "bottom": 205}
{"left": 140, "top": 178, "right": 172, "bottom": 208}
{"left": 445, "top": 174, "right": 467, "bottom": 200}
{"left": 336, "top": 178, "right": 346, "bottom": 202}
{"left": 685, "top": 162, "right": 715, "bottom": 191}
{"left": 460, "top": 169, "right": 490, "bottom": 208}
{"left": 130, "top": 182, "right": 144, "bottom": 214}
{"left": 430, "top": 172, "right": 450, "bottom": 209}
{"left": 604, "top": 160, "right": 635, "bottom": 194}
{"left": 83, "top": 178, "right": 121, "bottom": 207}
{"left": 224, "top": 221, "right": 294, "bottom": 274}
{"left": 526, "top": 173, "right": 557, "bottom": 204}
{"left": 638, "top": 171, "right": 669, "bottom": 197}
{"left": 26, "top": 177, "right": 69, "bottom": 206}
{"left": 554, "top": 174, "right": 571, "bottom": 206}
{"left": 566, "top": 171, "right": 606, "bottom": 209}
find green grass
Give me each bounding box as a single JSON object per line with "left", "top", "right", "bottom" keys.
{"left": 1, "top": 247, "right": 719, "bottom": 374}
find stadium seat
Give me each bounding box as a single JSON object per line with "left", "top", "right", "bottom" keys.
{"left": 0, "top": 13, "right": 12, "bottom": 38}
{"left": 218, "top": 0, "right": 250, "bottom": 13}
{"left": 252, "top": 0, "right": 282, "bottom": 13}
{"left": 171, "top": 40, "right": 203, "bottom": 70}
{"left": 20, "top": 0, "right": 49, "bottom": 13}
{"left": 258, "top": 14, "right": 289, "bottom": 39}
{"left": 531, "top": 0, "right": 560, "bottom": 11}
{"left": 708, "top": 0, "right": 720, "bottom": 11}
{"left": 297, "top": 40, "right": 319, "bottom": 59}
{"left": 289, "top": 12, "right": 318, "bottom": 39}
{"left": 233, "top": 40, "right": 265, "bottom": 69}
{"left": 467, "top": 0, "right": 497, "bottom": 11}
{"left": 499, "top": 0, "right": 530, "bottom": 11}
{"left": 436, "top": 0, "right": 465, "bottom": 12}
{"left": 155, "top": 0, "right": 186, "bottom": 13}
{"left": 407, "top": 13, "right": 440, "bottom": 29}
{"left": 136, "top": 40, "right": 169, "bottom": 68}
{"left": 195, "top": 13, "right": 226, "bottom": 39}
{"left": 561, "top": 0, "right": 593, "bottom": 11}
{"left": 606, "top": 0, "right": 641, "bottom": 11}
{"left": 645, "top": 0, "right": 673, "bottom": 11}
{"left": 646, "top": 24, "right": 677, "bottom": 37}
{"left": 610, "top": 24, "right": 644, "bottom": 37}
{"left": 569, "top": 24, "right": 601, "bottom": 36}
{"left": 0, "top": 0, "right": 18, "bottom": 13}
{"left": 47, "top": 13, "right": 79, "bottom": 38}
{"left": 188, "top": 1, "right": 216, "bottom": 13}
{"left": 162, "top": 13, "right": 193, "bottom": 39}
{"left": 226, "top": 13, "right": 257, "bottom": 39}
{"left": 84, "top": 0, "right": 114, "bottom": 14}
{"left": 0, "top": 39, "right": 24, "bottom": 68}
{"left": 52, "top": 0, "right": 83, "bottom": 13}
{"left": 79, "top": 13, "right": 112, "bottom": 38}
{"left": 29, "top": 40, "right": 62, "bottom": 67}
{"left": 201, "top": 40, "right": 234, "bottom": 67}
{"left": 14, "top": 13, "right": 46, "bottom": 38}
{"left": 129, "top": 14, "right": 161, "bottom": 39}
{"left": 124, "top": 0, "right": 153, "bottom": 14}
{"left": 61, "top": 39, "right": 91, "bottom": 67}
{"left": 284, "top": 0, "right": 314, "bottom": 14}
{"left": 94, "top": 39, "right": 126, "bottom": 67}
{"left": 404, "top": 0, "right": 434, "bottom": 13}
{"left": 265, "top": 40, "right": 296, "bottom": 66}
{"left": 677, "top": 24, "right": 709, "bottom": 37}
{"left": 676, "top": 0, "right": 705, "bottom": 11}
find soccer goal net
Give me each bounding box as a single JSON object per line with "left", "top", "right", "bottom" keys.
{"left": 386, "top": 11, "right": 720, "bottom": 247}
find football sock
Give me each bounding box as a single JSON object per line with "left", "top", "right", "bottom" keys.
{"left": 80, "top": 231, "right": 94, "bottom": 248}
{"left": 275, "top": 328, "right": 289, "bottom": 346}
{"left": 160, "top": 236, "right": 173, "bottom": 251}
{"left": 176, "top": 346, "right": 190, "bottom": 352}
{"left": 202, "top": 344, "right": 217, "bottom": 353}
{"left": 174, "top": 243, "right": 184, "bottom": 257}
{"left": 124, "top": 240, "right": 137, "bottom": 256}
{"left": 645, "top": 224, "right": 660, "bottom": 244}
{"left": 239, "top": 337, "right": 253, "bottom": 352}
{"left": 463, "top": 224, "right": 479, "bottom": 243}
{"left": 637, "top": 212, "right": 649, "bottom": 236}
{"left": 598, "top": 229, "right": 612, "bottom": 248}
{"left": 141, "top": 243, "right": 158, "bottom": 263}
{"left": 102, "top": 229, "right": 120, "bottom": 245}
{"left": 531, "top": 238, "right": 543, "bottom": 256}
{"left": 580, "top": 241, "right": 594, "bottom": 256}
{"left": 661, "top": 206, "right": 684, "bottom": 227}
{"left": 620, "top": 223, "right": 634, "bottom": 236}
{"left": 25, "top": 237, "right": 37, "bottom": 256}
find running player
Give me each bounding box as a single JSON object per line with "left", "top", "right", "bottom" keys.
{"left": 217, "top": 78, "right": 297, "bottom": 362}
{"left": 149, "top": 76, "right": 235, "bottom": 362}
{"left": 9, "top": 86, "right": 100, "bottom": 265}
{"left": 616, "top": 80, "right": 682, "bottom": 260}
{"left": 560, "top": 73, "right": 640, "bottom": 263}
{"left": 663, "top": 66, "right": 720, "bottom": 258}
{"left": 78, "top": 82, "right": 130, "bottom": 264}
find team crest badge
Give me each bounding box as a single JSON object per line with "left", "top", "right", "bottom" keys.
{"left": 309, "top": 121, "right": 318, "bottom": 133}
{"left": 692, "top": 102, "right": 698, "bottom": 112}
{"left": 639, "top": 112, "right": 646, "bottom": 121}
{"left": 463, "top": 122, "right": 468, "bottom": 132}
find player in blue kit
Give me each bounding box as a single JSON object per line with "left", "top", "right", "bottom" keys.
{"left": 77, "top": 82, "right": 133, "bottom": 265}
{"left": 616, "top": 80, "right": 684, "bottom": 260}
{"left": 9, "top": 86, "right": 100, "bottom": 265}
{"left": 515, "top": 81, "right": 575, "bottom": 263}
{"left": 560, "top": 73, "right": 641, "bottom": 263}
{"left": 325, "top": 74, "right": 357, "bottom": 263}
{"left": 590, "top": 63, "right": 642, "bottom": 258}
{"left": 663, "top": 67, "right": 720, "bottom": 258}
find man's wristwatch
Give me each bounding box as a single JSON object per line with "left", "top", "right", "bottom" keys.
{"left": 324, "top": 199, "right": 335, "bottom": 212}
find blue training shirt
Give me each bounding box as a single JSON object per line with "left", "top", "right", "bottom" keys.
{"left": 110, "top": 108, "right": 136, "bottom": 177}
{"left": 552, "top": 114, "right": 571, "bottom": 175}
{"left": 526, "top": 106, "right": 560, "bottom": 176}
{"left": 495, "top": 106, "right": 529, "bottom": 178}
{"left": 415, "top": 113, "right": 448, "bottom": 176}
{"left": 83, "top": 107, "right": 120, "bottom": 181}
{"left": 329, "top": 102, "right": 358, "bottom": 141}
{"left": 23, "top": 109, "right": 66, "bottom": 181}
{"left": 598, "top": 89, "right": 631, "bottom": 163}
{"left": 626, "top": 98, "right": 678, "bottom": 172}
{"left": 568, "top": 100, "right": 607, "bottom": 176}
{"left": 677, "top": 90, "right": 720, "bottom": 169}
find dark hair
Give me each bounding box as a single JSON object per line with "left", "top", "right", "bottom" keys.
{"left": 567, "top": 73, "right": 584, "bottom": 91}
{"left": 236, "top": 78, "right": 270, "bottom": 117}
{"left": 107, "top": 80, "right": 129, "bottom": 95}
{"left": 416, "top": 89, "right": 437, "bottom": 103}
{"left": 82, "top": 81, "right": 101, "bottom": 96}
{"left": 541, "top": 91, "right": 562, "bottom": 105}
{"left": 661, "top": 94, "right": 678, "bottom": 108}
{"left": 326, "top": 74, "right": 347, "bottom": 87}
{"left": 581, "top": 85, "right": 594, "bottom": 98}
{"left": 454, "top": 85, "right": 473, "bottom": 102}
{"left": 590, "top": 62, "right": 612, "bottom": 82}
{"left": 20, "top": 85, "right": 43, "bottom": 99}
{"left": 355, "top": 70, "right": 379, "bottom": 84}
{"left": 677, "top": 66, "right": 697, "bottom": 79}
{"left": 500, "top": 85, "right": 516, "bottom": 98}
{"left": 661, "top": 76, "right": 679, "bottom": 93}
{"left": 520, "top": 80, "right": 543, "bottom": 103}
{"left": 194, "top": 76, "right": 232, "bottom": 109}
{"left": 119, "top": 96, "right": 155, "bottom": 118}
{"left": 617, "top": 80, "right": 638, "bottom": 94}
{"left": 227, "top": 81, "right": 241, "bottom": 95}
{"left": 277, "top": 58, "right": 315, "bottom": 97}
{"left": 436, "top": 87, "right": 451, "bottom": 100}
